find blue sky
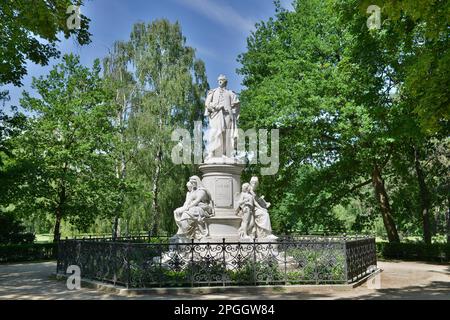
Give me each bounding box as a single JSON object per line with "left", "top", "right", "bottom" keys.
{"left": 2, "top": 0, "right": 294, "bottom": 113}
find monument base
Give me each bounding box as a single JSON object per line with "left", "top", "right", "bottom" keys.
{"left": 199, "top": 163, "right": 245, "bottom": 240}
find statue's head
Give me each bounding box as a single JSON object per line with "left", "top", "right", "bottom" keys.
{"left": 189, "top": 176, "right": 202, "bottom": 189}
{"left": 242, "top": 183, "right": 250, "bottom": 193}
{"left": 250, "top": 176, "right": 259, "bottom": 190}
{"left": 218, "top": 74, "right": 228, "bottom": 88}
{"left": 186, "top": 181, "right": 194, "bottom": 192}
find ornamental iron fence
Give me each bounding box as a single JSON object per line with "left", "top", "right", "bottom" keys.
{"left": 56, "top": 236, "right": 376, "bottom": 288}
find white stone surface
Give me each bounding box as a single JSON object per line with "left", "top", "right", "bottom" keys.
{"left": 204, "top": 74, "right": 240, "bottom": 160}
{"left": 170, "top": 73, "right": 277, "bottom": 243}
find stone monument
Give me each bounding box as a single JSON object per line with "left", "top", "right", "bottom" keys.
{"left": 171, "top": 74, "right": 276, "bottom": 243}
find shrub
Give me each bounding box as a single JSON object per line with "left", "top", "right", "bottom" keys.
{"left": 376, "top": 242, "right": 450, "bottom": 262}
{"left": 286, "top": 248, "right": 346, "bottom": 283}
{"left": 0, "top": 243, "right": 56, "bottom": 263}
{"left": 0, "top": 212, "right": 35, "bottom": 244}
{"left": 230, "top": 258, "right": 283, "bottom": 285}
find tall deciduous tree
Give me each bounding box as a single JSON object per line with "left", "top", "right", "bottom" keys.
{"left": 359, "top": 0, "right": 449, "bottom": 134}
{"left": 239, "top": 0, "right": 448, "bottom": 242}
{"left": 110, "top": 20, "right": 208, "bottom": 235}
{"left": 238, "top": 0, "right": 405, "bottom": 241}
{"left": 5, "top": 54, "right": 120, "bottom": 242}
{"left": 103, "top": 41, "right": 136, "bottom": 239}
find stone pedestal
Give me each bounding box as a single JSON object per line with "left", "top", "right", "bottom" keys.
{"left": 199, "top": 163, "right": 245, "bottom": 241}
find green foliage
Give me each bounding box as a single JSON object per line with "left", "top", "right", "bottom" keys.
{"left": 2, "top": 54, "right": 121, "bottom": 241}
{"left": 376, "top": 242, "right": 450, "bottom": 262}
{"left": 287, "top": 248, "right": 346, "bottom": 283}
{"left": 229, "top": 259, "right": 284, "bottom": 284}
{"left": 0, "top": 0, "right": 91, "bottom": 86}
{"left": 0, "top": 243, "right": 55, "bottom": 263}
{"left": 0, "top": 110, "right": 27, "bottom": 167}
{"left": 358, "top": 0, "right": 450, "bottom": 134}
{"left": 238, "top": 0, "right": 449, "bottom": 242}
{"left": 102, "top": 20, "right": 208, "bottom": 235}
{"left": 239, "top": 0, "right": 378, "bottom": 233}
{"left": 0, "top": 212, "right": 35, "bottom": 244}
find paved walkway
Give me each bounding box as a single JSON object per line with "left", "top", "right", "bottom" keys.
{"left": 0, "top": 261, "right": 448, "bottom": 300}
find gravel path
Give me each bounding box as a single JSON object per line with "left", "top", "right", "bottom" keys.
{"left": 0, "top": 260, "right": 448, "bottom": 300}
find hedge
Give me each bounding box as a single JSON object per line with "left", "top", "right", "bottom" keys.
{"left": 0, "top": 243, "right": 56, "bottom": 263}
{"left": 377, "top": 242, "right": 450, "bottom": 262}
{"left": 1, "top": 241, "right": 448, "bottom": 264}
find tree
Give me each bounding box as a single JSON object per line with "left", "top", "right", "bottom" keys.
{"left": 337, "top": 0, "right": 449, "bottom": 242}
{"left": 238, "top": 0, "right": 448, "bottom": 243}
{"left": 0, "top": 0, "right": 91, "bottom": 86}
{"left": 369, "top": 0, "right": 449, "bottom": 134}
{"left": 103, "top": 41, "right": 136, "bottom": 239}
{"left": 125, "top": 20, "right": 208, "bottom": 234}
{"left": 0, "top": 212, "right": 34, "bottom": 244}
{"left": 4, "top": 54, "right": 120, "bottom": 242}
{"left": 0, "top": 109, "right": 26, "bottom": 168}
{"left": 238, "top": 0, "right": 404, "bottom": 241}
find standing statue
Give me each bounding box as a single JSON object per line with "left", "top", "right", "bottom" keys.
{"left": 204, "top": 74, "right": 240, "bottom": 160}
{"left": 173, "top": 176, "right": 215, "bottom": 240}
{"left": 236, "top": 183, "right": 255, "bottom": 240}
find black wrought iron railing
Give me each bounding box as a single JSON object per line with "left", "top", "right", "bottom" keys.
{"left": 56, "top": 236, "right": 377, "bottom": 288}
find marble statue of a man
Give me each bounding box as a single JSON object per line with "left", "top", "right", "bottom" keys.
{"left": 205, "top": 74, "right": 240, "bottom": 160}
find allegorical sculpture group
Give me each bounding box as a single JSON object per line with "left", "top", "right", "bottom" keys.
{"left": 174, "top": 175, "right": 277, "bottom": 241}
{"left": 172, "top": 74, "right": 277, "bottom": 242}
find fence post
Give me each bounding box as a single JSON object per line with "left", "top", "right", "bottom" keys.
{"left": 126, "top": 243, "right": 131, "bottom": 288}
{"left": 190, "top": 239, "right": 195, "bottom": 287}
{"left": 343, "top": 239, "right": 349, "bottom": 284}
{"left": 222, "top": 238, "right": 226, "bottom": 287}
{"left": 158, "top": 242, "right": 163, "bottom": 288}
{"left": 283, "top": 241, "right": 287, "bottom": 285}
{"left": 253, "top": 238, "right": 257, "bottom": 286}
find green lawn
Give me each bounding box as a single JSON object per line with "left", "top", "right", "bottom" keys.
{"left": 34, "top": 232, "right": 150, "bottom": 243}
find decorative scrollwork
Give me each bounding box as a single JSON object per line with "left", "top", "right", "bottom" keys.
{"left": 56, "top": 236, "right": 376, "bottom": 288}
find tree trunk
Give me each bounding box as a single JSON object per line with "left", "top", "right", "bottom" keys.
{"left": 371, "top": 165, "right": 400, "bottom": 243}
{"left": 113, "top": 156, "right": 126, "bottom": 239}
{"left": 112, "top": 216, "right": 120, "bottom": 240}
{"left": 151, "top": 147, "right": 162, "bottom": 235}
{"left": 446, "top": 196, "right": 450, "bottom": 245}
{"left": 413, "top": 146, "right": 432, "bottom": 245}
{"left": 53, "top": 209, "right": 62, "bottom": 243}
{"left": 112, "top": 93, "right": 127, "bottom": 240}
{"left": 53, "top": 185, "right": 66, "bottom": 243}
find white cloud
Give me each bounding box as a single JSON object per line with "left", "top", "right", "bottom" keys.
{"left": 176, "top": 0, "right": 255, "bottom": 33}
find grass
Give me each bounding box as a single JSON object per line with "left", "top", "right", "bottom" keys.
{"left": 35, "top": 233, "right": 448, "bottom": 244}
{"left": 35, "top": 232, "right": 151, "bottom": 243}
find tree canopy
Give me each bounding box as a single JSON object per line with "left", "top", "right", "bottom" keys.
{"left": 0, "top": 0, "right": 91, "bottom": 86}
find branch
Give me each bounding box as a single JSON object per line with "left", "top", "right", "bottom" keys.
{"left": 348, "top": 179, "right": 372, "bottom": 193}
